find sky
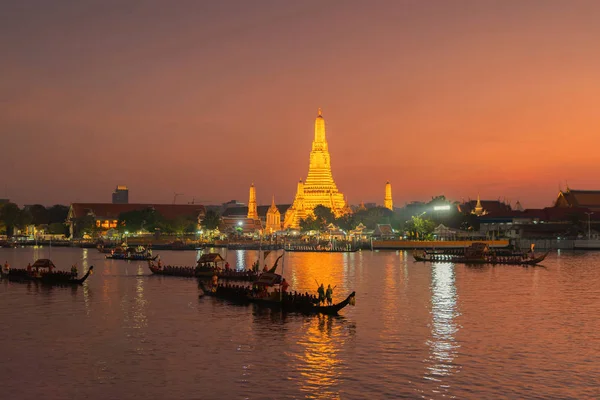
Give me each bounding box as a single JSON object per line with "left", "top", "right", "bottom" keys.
{"left": 2, "top": 0, "right": 600, "bottom": 209}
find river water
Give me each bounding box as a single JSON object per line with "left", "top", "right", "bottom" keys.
{"left": 0, "top": 247, "right": 598, "bottom": 399}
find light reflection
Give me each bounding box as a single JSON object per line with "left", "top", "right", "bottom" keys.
{"left": 133, "top": 276, "right": 147, "bottom": 330}
{"left": 295, "top": 315, "right": 344, "bottom": 399}
{"left": 425, "top": 262, "right": 460, "bottom": 393}
{"left": 83, "top": 281, "right": 92, "bottom": 316}
{"left": 288, "top": 252, "right": 348, "bottom": 298}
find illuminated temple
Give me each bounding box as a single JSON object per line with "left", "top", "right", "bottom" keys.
{"left": 283, "top": 109, "right": 349, "bottom": 229}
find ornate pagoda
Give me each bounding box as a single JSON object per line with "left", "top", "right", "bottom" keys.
{"left": 283, "top": 109, "right": 349, "bottom": 229}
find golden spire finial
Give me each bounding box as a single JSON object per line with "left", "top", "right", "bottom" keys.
{"left": 318, "top": 108, "right": 322, "bottom": 117}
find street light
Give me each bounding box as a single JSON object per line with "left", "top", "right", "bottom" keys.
{"left": 585, "top": 212, "right": 594, "bottom": 239}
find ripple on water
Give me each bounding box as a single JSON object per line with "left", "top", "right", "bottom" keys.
{"left": 0, "top": 248, "right": 599, "bottom": 399}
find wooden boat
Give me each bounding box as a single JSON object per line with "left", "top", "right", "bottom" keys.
{"left": 147, "top": 252, "right": 274, "bottom": 281}
{"left": 1, "top": 259, "right": 94, "bottom": 285}
{"left": 106, "top": 246, "right": 157, "bottom": 261}
{"left": 96, "top": 243, "right": 118, "bottom": 254}
{"left": 199, "top": 267, "right": 356, "bottom": 316}
{"left": 198, "top": 281, "right": 252, "bottom": 304}
{"left": 249, "top": 291, "right": 356, "bottom": 315}
{"left": 413, "top": 242, "right": 549, "bottom": 265}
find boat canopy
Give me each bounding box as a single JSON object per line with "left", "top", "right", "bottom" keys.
{"left": 32, "top": 259, "right": 56, "bottom": 269}
{"left": 198, "top": 253, "right": 225, "bottom": 264}
{"left": 254, "top": 272, "right": 282, "bottom": 286}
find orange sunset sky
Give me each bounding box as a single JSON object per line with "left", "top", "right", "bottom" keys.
{"left": 1, "top": 0, "right": 599, "bottom": 208}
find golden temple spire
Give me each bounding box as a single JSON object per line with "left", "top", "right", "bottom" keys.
{"left": 473, "top": 193, "right": 486, "bottom": 216}
{"left": 384, "top": 181, "right": 393, "bottom": 211}
{"left": 314, "top": 108, "right": 326, "bottom": 144}
{"left": 283, "top": 111, "right": 347, "bottom": 229}
{"left": 247, "top": 183, "right": 258, "bottom": 220}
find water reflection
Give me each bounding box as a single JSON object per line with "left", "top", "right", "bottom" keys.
{"left": 295, "top": 315, "right": 345, "bottom": 399}
{"left": 425, "top": 262, "right": 460, "bottom": 394}
{"left": 133, "top": 276, "right": 148, "bottom": 330}
{"left": 288, "top": 252, "right": 349, "bottom": 298}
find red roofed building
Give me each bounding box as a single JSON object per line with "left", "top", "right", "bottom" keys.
{"left": 554, "top": 188, "right": 600, "bottom": 212}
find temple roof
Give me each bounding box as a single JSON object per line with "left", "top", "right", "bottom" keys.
{"left": 459, "top": 200, "right": 511, "bottom": 215}
{"left": 555, "top": 189, "right": 600, "bottom": 211}
{"left": 480, "top": 206, "right": 600, "bottom": 222}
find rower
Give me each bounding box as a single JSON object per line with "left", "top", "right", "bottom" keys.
{"left": 325, "top": 284, "right": 334, "bottom": 305}
{"left": 263, "top": 264, "right": 268, "bottom": 272}
{"left": 281, "top": 278, "right": 289, "bottom": 293}
{"left": 317, "top": 284, "right": 325, "bottom": 305}
{"left": 27, "top": 263, "right": 32, "bottom": 273}
{"left": 71, "top": 264, "right": 78, "bottom": 277}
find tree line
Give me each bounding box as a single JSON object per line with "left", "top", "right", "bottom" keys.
{"left": 72, "top": 208, "right": 223, "bottom": 238}
{"left": 298, "top": 200, "right": 480, "bottom": 239}
{"left": 0, "top": 203, "right": 70, "bottom": 236}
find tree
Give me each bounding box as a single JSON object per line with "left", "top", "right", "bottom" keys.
{"left": 73, "top": 214, "right": 96, "bottom": 238}
{"left": 168, "top": 215, "right": 197, "bottom": 236}
{"left": 406, "top": 215, "right": 436, "bottom": 239}
{"left": 0, "top": 202, "right": 21, "bottom": 236}
{"left": 352, "top": 206, "right": 394, "bottom": 229}
{"left": 48, "top": 222, "right": 68, "bottom": 235}
{"left": 299, "top": 215, "right": 321, "bottom": 232}
{"left": 17, "top": 208, "right": 33, "bottom": 231}
{"left": 335, "top": 214, "right": 354, "bottom": 231}
{"left": 313, "top": 205, "right": 335, "bottom": 225}
{"left": 202, "top": 210, "right": 221, "bottom": 231}
{"left": 117, "top": 210, "right": 145, "bottom": 233}
{"left": 47, "top": 205, "right": 70, "bottom": 224}
{"left": 29, "top": 204, "right": 49, "bottom": 225}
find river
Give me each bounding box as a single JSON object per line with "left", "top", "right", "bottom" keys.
{"left": 0, "top": 247, "right": 598, "bottom": 399}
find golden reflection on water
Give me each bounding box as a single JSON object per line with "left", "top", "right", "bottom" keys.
{"left": 295, "top": 315, "right": 344, "bottom": 400}
{"left": 425, "top": 262, "right": 460, "bottom": 394}
{"left": 287, "top": 252, "right": 349, "bottom": 300}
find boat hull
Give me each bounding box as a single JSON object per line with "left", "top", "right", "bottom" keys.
{"left": 149, "top": 264, "right": 258, "bottom": 281}
{"left": 199, "top": 282, "right": 356, "bottom": 315}
{"left": 1, "top": 266, "right": 94, "bottom": 285}
{"left": 413, "top": 251, "right": 549, "bottom": 265}
{"left": 106, "top": 254, "right": 158, "bottom": 261}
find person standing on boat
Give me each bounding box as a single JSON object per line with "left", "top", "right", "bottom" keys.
{"left": 317, "top": 284, "right": 325, "bottom": 304}
{"left": 211, "top": 272, "right": 219, "bottom": 292}
{"left": 71, "top": 264, "right": 78, "bottom": 277}
{"left": 263, "top": 264, "right": 268, "bottom": 272}
{"left": 281, "top": 278, "right": 289, "bottom": 293}
{"left": 325, "top": 285, "right": 333, "bottom": 305}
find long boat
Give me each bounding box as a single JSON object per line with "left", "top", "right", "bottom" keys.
{"left": 413, "top": 242, "right": 549, "bottom": 265}
{"left": 106, "top": 252, "right": 158, "bottom": 261}
{"left": 147, "top": 253, "right": 264, "bottom": 281}
{"left": 148, "top": 262, "right": 259, "bottom": 281}
{"left": 285, "top": 246, "right": 359, "bottom": 253}
{"left": 1, "top": 259, "right": 94, "bottom": 285}
{"left": 199, "top": 278, "right": 356, "bottom": 316}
